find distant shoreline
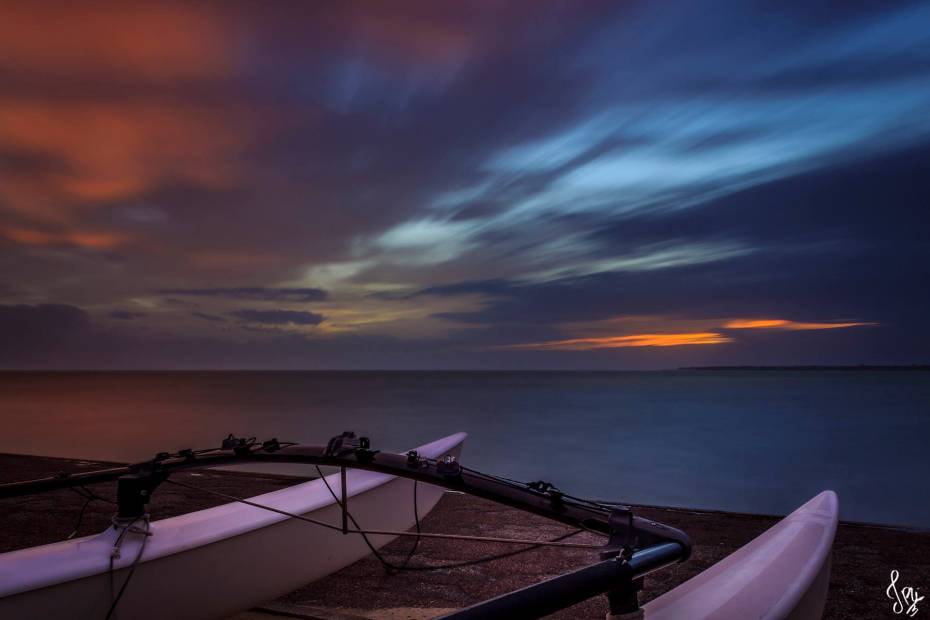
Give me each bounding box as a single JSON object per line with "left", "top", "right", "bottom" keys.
{"left": 680, "top": 365, "right": 930, "bottom": 371}
{"left": 1, "top": 366, "right": 929, "bottom": 373}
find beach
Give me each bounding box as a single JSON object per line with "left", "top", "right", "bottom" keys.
{"left": 2, "top": 453, "right": 927, "bottom": 619}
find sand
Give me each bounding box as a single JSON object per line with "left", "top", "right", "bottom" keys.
{"left": 1, "top": 453, "right": 927, "bottom": 619}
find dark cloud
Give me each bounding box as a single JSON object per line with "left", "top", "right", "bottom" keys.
{"left": 696, "top": 55, "right": 930, "bottom": 94}
{"left": 0, "top": 304, "right": 91, "bottom": 366}
{"left": 0, "top": 147, "right": 72, "bottom": 175}
{"left": 0, "top": 303, "right": 89, "bottom": 331}
{"left": 0, "top": 280, "right": 21, "bottom": 298}
{"left": 230, "top": 309, "right": 325, "bottom": 326}
{"left": 375, "top": 278, "right": 518, "bottom": 300}
{"left": 191, "top": 312, "right": 228, "bottom": 323}
{"left": 108, "top": 310, "right": 145, "bottom": 320}
{"left": 158, "top": 287, "right": 328, "bottom": 302}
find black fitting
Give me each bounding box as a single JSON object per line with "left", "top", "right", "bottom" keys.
{"left": 116, "top": 469, "right": 166, "bottom": 520}
{"left": 354, "top": 439, "right": 380, "bottom": 464}
{"left": 528, "top": 480, "right": 555, "bottom": 493}
{"left": 436, "top": 454, "right": 462, "bottom": 478}
{"left": 600, "top": 505, "right": 636, "bottom": 561}
{"left": 527, "top": 481, "right": 565, "bottom": 509}
{"left": 233, "top": 437, "right": 257, "bottom": 456}
{"left": 325, "top": 431, "right": 358, "bottom": 457}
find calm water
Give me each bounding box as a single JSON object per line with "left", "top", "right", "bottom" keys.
{"left": 1, "top": 371, "right": 928, "bottom": 527}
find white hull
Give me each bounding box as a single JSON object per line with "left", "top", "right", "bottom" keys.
{"left": 0, "top": 432, "right": 467, "bottom": 620}
{"left": 644, "top": 490, "right": 838, "bottom": 620}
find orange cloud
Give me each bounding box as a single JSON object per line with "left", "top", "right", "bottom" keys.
{"left": 497, "top": 315, "right": 877, "bottom": 352}
{"left": 724, "top": 319, "right": 876, "bottom": 330}
{"left": 1, "top": 226, "right": 130, "bottom": 250}
{"left": 503, "top": 332, "right": 733, "bottom": 351}
{"left": 0, "top": 3, "right": 249, "bottom": 231}
{"left": 0, "top": 1, "right": 488, "bottom": 234}
{"left": 0, "top": 3, "right": 232, "bottom": 82}
{"left": 0, "top": 99, "right": 249, "bottom": 218}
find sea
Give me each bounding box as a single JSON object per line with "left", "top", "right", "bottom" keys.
{"left": 1, "top": 370, "right": 928, "bottom": 527}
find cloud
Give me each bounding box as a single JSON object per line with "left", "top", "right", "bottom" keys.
{"left": 494, "top": 315, "right": 875, "bottom": 353}
{"left": 502, "top": 332, "right": 732, "bottom": 350}
{"left": 374, "top": 278, "right": 518, "bottom": 300}
{"left": 158, "top": 287, "right": 327, "bottom": 302}
{"left": 230, "top": 309, "right": 324, "bottom": 326}
{"left": 1, "top": 2, "right": 928, "bottom": 368}
{"left": 162, "top": 298, "right": 199, "bottom": 308}
{"left": 0, "top": 226, "right": 130, "bottom": 251}
{"left": 430, "top": 140, "right": 930, "bottom": 333}
{"left": 0, "top": 3, "right": 233, "bottom": 83}
{"left": 191, "top": 312, "right": 228, "bottom": 323}
{"left": 0, "top": 304, "right": 91, "bottom": 364}
{"left": 723, "top": 319, "right": 876, "bottom": 331}
{"left": 0, "top": 303, "right": 89, "bottom": 330}
{"left": 108, "top": 310, "right": 145, "bottom": 320}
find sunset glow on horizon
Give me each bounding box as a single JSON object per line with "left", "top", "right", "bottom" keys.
{"left": 500, "top": 316, "right": 875, "bottom": 351}
{"left": 503, "top": 332, "right": 733, "bottom": 351}
{"left": 723, "top": 319, "right": 877, "bottom": 331}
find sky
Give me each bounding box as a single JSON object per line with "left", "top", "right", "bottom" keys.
{"left": 1, "top": 0, "right": 928, "bottom": 369}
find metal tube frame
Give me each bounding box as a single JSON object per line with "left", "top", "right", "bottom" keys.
{"left": 0, "top": 434, "right": 692, "bottom": 619}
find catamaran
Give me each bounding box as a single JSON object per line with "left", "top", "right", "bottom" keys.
{"left": 0, "top": 431, "right": 837, "bottom": 619}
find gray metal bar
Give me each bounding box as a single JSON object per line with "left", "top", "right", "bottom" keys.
{"left": 437, "top": 542, "right": 685, "bottom": 620}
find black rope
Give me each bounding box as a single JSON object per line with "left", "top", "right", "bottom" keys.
{"left": 70, "top": 485, "right": 117, "bottom": 505}
{"left": 388, "top": 528, "right": 585, "bottom": 571}
{"left": 312, "top": 466, "right": 587, "bottom": 573}
{"left": 104, "top": 517, "right": 150, "bottom": 620}
{"left": 400, "top": 475, "right": 421, "bottom": 568}
{"left": 67, "top": 496, "right": 93, "bottom": 540}
{"left": 66, "top": 486, "right": 117, "bottom": 540}
{"left": 313, "top": 465, "right": 413, "bottom": 573}
{"left": 162, "top": 477, "right": 598, "bottom": 549}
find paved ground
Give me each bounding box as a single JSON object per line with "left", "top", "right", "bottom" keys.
{"left": 2, "top": 453, "right": 928, "bottom": 619}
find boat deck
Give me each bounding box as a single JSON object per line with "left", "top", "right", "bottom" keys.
{"left": 1, "top": 453, "right": 927, "bottom": 619}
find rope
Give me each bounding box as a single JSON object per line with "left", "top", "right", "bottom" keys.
{"left": 163, "top": 477, "right": 603, "bottom": 550}
{"left": 67, "top": 486, "right": 117, "bottom": 540}
{"left": 67, "top": 496, "right": 94, "bottom": 540}
{"left": 400, "top": 471, "right": 421, "bottom": 567}
{"left": 313, "top": 465, "right": 417, "bottom": 573}
{"left": 105, "top": 516, "right": 151, "bottom": 620}
{"left": 309, "top": 467, "right": 594, "bottom": 572}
